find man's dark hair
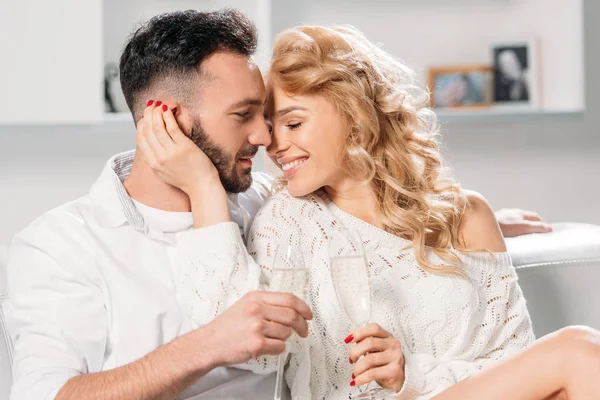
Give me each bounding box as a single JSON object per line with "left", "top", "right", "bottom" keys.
{"left": 119, "top": 9, "right": 257, "bottom": 119}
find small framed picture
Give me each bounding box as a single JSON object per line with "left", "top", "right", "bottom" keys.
{"left": 492, "top": 40, "right": 540, "bottom": 108}
{"left": 428, "top": 65, "right": 494, "bottom": 108}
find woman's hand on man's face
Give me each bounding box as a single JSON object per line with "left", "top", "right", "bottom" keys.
{"left": 136, "top": 100, "right": 220, "bottom": 197}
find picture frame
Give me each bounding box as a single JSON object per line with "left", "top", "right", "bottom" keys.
{"left": 491, "top": 39, "right": 540, "bottom": 108}
{"left": 428, "top": 65, "right": 494, "bottom": 109}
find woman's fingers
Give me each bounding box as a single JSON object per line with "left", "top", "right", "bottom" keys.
{"left": 352, "top": 348, "right": 392, "bottom": 376}
{"left": 349, "top": 337, "right": 390, "bottom": 363}
{"left": 150, "top": 102, "right": 175, "bottom": 151}
{"left": 353, "top": 362, "right": 405, "bottom": 390}
{"left": 162, "top": 106, "right": 188, "bottom": 144}
{"left": 346, "top": 323, "right": 391, "bottom": 345}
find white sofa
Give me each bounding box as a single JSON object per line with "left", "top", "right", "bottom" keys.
{"left": 1, "top": 222, "right": 600, "bottom": 399}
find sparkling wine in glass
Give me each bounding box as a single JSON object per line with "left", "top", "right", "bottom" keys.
{"left": 329, "top": 226, "right": 396, "bottom": 400}
{"left": 270, "top": 236, "right": 309, "bottom": 400}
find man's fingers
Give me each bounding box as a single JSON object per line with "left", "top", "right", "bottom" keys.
{"left": 261, "top": 320, "right": 292, "bottom": 341}
{"left": 248, "top": 337, "right": 286, "bottom": 358}
{"left": 523, "top": 220, "right": 553, "bottom": 233}
{"left": 256, "top": 291, "right": 313, "bottom": 321}
{"left": 260, "top": 304, "right": 310, "bottom": 338}
{"left": 522, "top": 211, "right": 543, "bottom": 222}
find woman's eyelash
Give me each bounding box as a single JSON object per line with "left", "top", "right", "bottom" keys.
{"left": 287, "top": 122, "right": 302, "bottom": 130}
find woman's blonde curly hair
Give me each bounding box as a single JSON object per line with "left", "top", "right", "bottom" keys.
{"left": 268, "top": 25, "right": 470, "bottom": 275}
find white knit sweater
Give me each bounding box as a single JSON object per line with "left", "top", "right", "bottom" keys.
{"left": 176, "top": 190, "right": 535, "bottom": 400}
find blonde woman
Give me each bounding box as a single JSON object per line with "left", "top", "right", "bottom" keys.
{"left": 137, "top": 25, "right": 600, "bottom": 400}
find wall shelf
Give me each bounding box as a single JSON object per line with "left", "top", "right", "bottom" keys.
{"left": 434, "top": 108, "right": 584, "bottom": 123}
{"left": 104, "top": 112, "right": 132, "bottom": 123}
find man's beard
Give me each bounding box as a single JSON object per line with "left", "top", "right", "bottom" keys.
{"left": 189, "top": 120, "right": 258, "bottom": 193}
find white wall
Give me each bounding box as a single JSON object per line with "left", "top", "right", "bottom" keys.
{"left": 272, "top": 0, "right": 584, "bottom": 111}
{"left": 0, "top": 0, "right": 598, "bottom": 245}
{"left": 103, "top": 0, "right": 273, "bottom": 113}
{"left": 271, "top": 0, "right": 599, "bottom": 224}
{"left": 0, "top": 0, "right": 103, "bottom": 124}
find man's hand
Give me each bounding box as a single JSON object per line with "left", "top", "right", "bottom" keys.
{"left": 347, "top": 323, "right": 405, "bottom": 393}
{"left": 201, "top": 291, "right": 313, "bottom": 367}
{"left": 136, "top": 100, "right": 219, "bottom": 197}
{"left": 495, "top": 208, "right": 553, "bottom": 238}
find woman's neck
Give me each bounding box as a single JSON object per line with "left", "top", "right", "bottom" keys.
{"left": 324, "top": 178, "right": 383, "bottom": 229}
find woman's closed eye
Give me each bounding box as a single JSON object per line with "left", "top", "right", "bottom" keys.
{"left": 286, "top": 122, "right": 302, "bottom": 130}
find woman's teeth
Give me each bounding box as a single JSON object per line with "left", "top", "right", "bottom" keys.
{"left": 281, "top": 158, "right": 307, "bottom": 171}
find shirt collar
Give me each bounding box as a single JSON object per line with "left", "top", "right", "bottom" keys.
{"left": 90, "top": 150, "right": 145, "bottom": 230}
{"left": 89, "top": 151, "right": 249, "bottom": 240}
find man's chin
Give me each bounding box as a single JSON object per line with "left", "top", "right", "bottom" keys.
{"left": 221, "top": 169, "right": 253, "bottom": 193}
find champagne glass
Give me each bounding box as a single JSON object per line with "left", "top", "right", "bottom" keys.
{"left": 270, "top": 236, "right": 310, "bottom": 400}
{"left": 329, "top": 226, "right": 396, "bottom": 400}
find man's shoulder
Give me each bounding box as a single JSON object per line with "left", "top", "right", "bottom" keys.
{"left": 11, "top": 195, "right": 95, "bottom": 251}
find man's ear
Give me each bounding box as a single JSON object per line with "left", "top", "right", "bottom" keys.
{"left": 168, "top": 103, "right": 193, "bottom": 137}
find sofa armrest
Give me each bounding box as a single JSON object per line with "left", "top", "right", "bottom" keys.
{"left": 507, "top": 223, "right": 600, "bottom": 337}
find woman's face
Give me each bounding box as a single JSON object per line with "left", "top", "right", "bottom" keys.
{"left": 266, "top": 84, "right": 349, "bottom": 197}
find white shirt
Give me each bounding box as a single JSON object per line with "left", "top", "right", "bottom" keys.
{"left": 176, "top": 189, "right": 535, "bottom": 399}
{"left": 5, "top": 150, "right": 277, "bottom": 400}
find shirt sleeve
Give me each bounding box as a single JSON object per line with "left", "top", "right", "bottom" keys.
{"left": 394, "top": 252, "right": 535, "bottom": 399}
{"left": 5, "top": 223, "right": 108, "bottom": 400}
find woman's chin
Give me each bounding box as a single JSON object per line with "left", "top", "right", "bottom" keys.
{"left": 287, "top": 180, "right": 316, "bottom": 198}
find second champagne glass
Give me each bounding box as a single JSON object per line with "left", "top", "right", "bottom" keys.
{"left": 329, "top": 226, "right": 396, "bottom": 400}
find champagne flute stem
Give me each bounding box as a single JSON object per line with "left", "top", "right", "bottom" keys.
{"left": 274, "top": 350, "right": 288, "bottom": 400}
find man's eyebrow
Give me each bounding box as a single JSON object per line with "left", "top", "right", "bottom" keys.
{"left": 227, "top": 98, "right": 265, "bottom": 111}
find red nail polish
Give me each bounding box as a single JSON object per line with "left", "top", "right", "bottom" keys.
{"left": 344, "top": 334, "right": 354, "bottom": 344}
{"left": 156, "top": 101, "right": 162, "bottom": 107}
{"left": 147, "top": 100, "right": 154, "bottom": 106}
{"left": 162, "top": 104, "right": 168, "bottom": 112}
{"left": 349, "top": 357, "right": 353, "bottom": 364}
{"left": 350, "top": 380, "right": 356, "bottom": 387}
{"left": 352, "top": 373, "right": 355, "bottom": 379}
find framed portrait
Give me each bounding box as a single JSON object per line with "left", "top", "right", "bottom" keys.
{"left": 492, "top": 39, "right": 540, "bottom": 108}
{"left": 428, "top": 65, "right": 494, "bottom": 109}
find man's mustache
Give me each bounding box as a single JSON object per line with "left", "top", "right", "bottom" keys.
{"left": 238, "top": 145, "right": 259, "bottom": 158}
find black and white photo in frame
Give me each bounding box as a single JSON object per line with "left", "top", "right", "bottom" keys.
{"left": 492, "top": 40, "right": 540, "bottom": 108}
